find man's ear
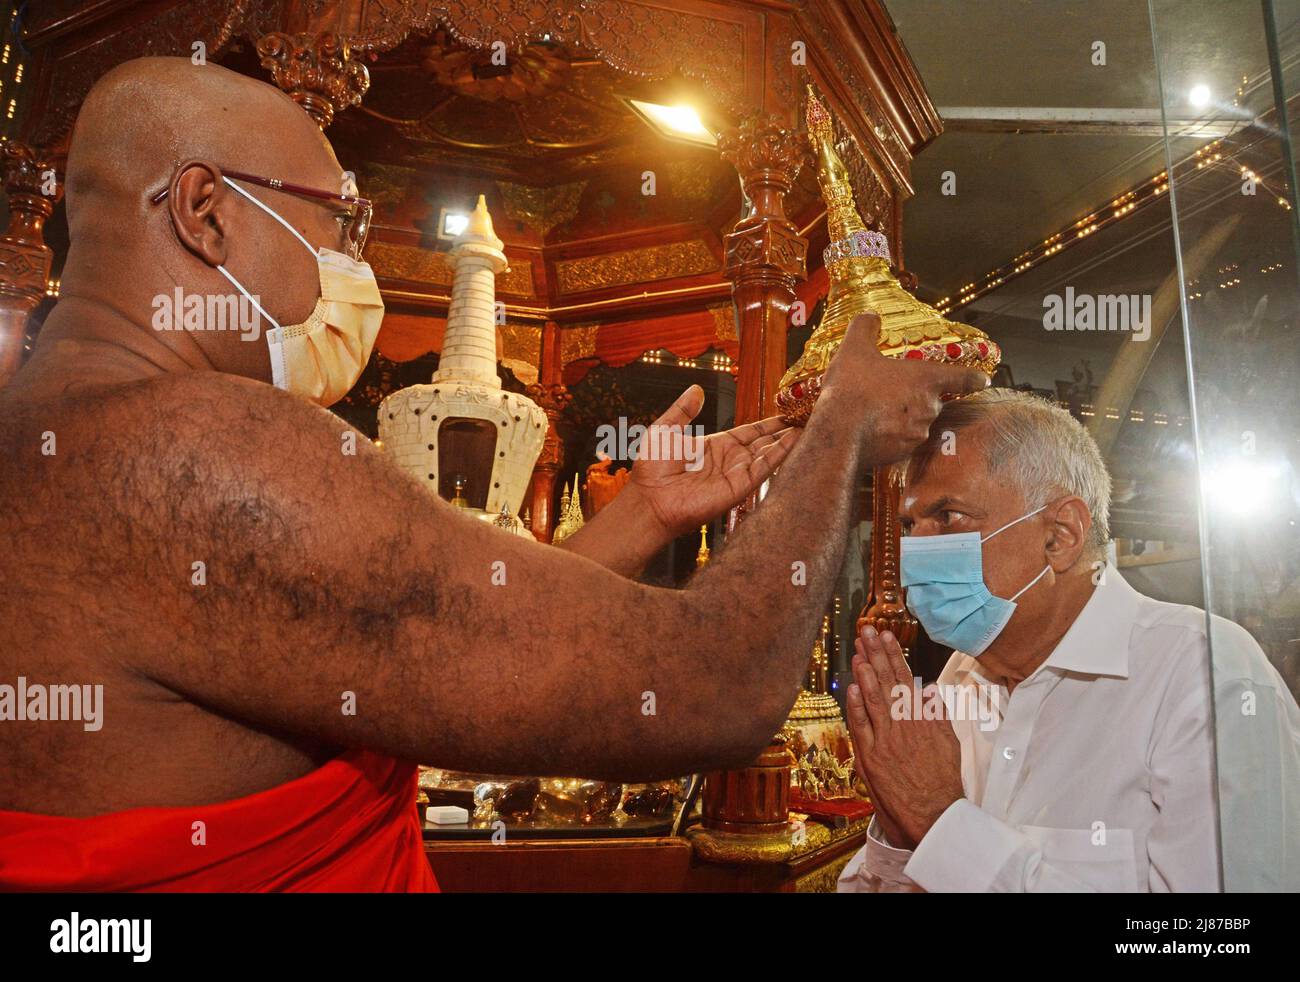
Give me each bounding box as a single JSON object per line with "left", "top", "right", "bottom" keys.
{"left": 166, "top": 160, "right": 228, "bottom": 267}
{"left": 1045, "top": 496, "right": 1091, "bottom": 571}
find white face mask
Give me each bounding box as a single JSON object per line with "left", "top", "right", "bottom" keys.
{"left": 216, "top": 177, "right": 384, "bottom": 406}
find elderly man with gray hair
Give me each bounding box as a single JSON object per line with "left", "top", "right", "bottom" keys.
{"left": 838, "top": 388, "right": 1300, "bottom": 892}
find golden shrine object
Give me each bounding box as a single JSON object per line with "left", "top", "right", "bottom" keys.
{"left": 551, "top": 477, "right": 586, "bottom": 544}
{"left": 785, "top": 615, "right": 842, "bottom": 725}
{"left": 774, "top": 89, "right": 1000, "bottom": 426}
{"left": 782, "top": 614, "right": 854, "bottom": 776}
{"left": 695, "top": 524, "right": 711, "bottom": 567}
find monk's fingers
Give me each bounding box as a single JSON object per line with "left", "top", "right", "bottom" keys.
{"left": 728, "top": 415, "right": 788, "bottom": 446}
{"left": 653, "top": 384, "right": 704, "bottom": 429}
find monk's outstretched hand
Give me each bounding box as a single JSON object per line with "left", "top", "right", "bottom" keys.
{"left": 628, "top": 384, "right": 801, "bottom": 539}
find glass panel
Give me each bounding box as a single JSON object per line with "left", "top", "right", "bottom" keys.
{"left": 885, "top": 0, "right": 1299, "bottom": 892}
{"left": 1149, "top": 0, "right": 1300, "bottom": 890}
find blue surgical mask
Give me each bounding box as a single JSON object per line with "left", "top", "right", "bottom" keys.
{"left": 899, "top": 505, "right": 1050, "bottom": 656}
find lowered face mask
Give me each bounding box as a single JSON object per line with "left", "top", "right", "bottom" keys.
{"left": 899, "top": 505, "right": 1051, "bottom": 656}
{"left": 216, "top": 177, "right": 384, "bottom": 406}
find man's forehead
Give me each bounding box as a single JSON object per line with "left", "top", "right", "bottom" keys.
{"left": 901, "top": 443, "right": 993, "bottom": 513}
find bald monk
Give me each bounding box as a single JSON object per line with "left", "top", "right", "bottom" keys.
{"left": 0, "top": 57, "right": 986, "bottom": 891}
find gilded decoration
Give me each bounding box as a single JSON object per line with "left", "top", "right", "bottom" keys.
{"left": 497, "top": 180, "right": 587, "bottom": 237}
{"left": 498, "top": 323, "right": 542, "bottom": 383}
{"left": 795, "top": 6, "right": 914, "bottom": 187}
{"left": 800, "top": 87, "right": 891, "bottom": 231}
{"left": 555, "top": 240, "right": 718, "bottom": 294}
{"left": 358, "top": 162, "right": 420, "bottom": 211}
{"left": 367, "top": 242, "right": 454, "bottom": 286}
{"left": 561, "top": 324, "right": 599, "bottom": 364}
{"left": 664, "top": 160, "right": 722, "bottom": 210}
{"left": 367, "top": 241, "right": 534, "bottom": 295}
{"left": 709, "top": 303, "right": 736, "bottom": 343}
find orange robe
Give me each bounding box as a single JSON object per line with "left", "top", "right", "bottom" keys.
{"left": 0, "top": 750, "right": 437, "bottom": 892}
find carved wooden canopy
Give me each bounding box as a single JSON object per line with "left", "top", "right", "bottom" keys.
{"left": 18, "top": 0, "right": 940, "bottom": 374}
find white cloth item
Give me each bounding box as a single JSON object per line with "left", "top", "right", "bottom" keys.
{"left": 837, "top": 565, "right": 1300, "bottom": 892}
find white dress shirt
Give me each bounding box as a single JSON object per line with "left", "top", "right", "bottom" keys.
{"left": 837, "top": 565, "right": 1300, "bottom": 892}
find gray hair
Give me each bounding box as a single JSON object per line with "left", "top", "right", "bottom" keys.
{"left": 907, "top": 389, "right": 1112, "bottom": 558}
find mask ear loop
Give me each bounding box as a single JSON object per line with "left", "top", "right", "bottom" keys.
{"left": 982, "top": 503, "right": 1051, "bottom": 603}
{"left": 215, "top": 176, "right": 323, "bottom": 334}
{"left": 1009, "top": 563, "right": 1051, "bottom": 602}
{"left": 215, "top": 264, "right": 280, "bottom": 331}
{"left": 222, "top": 177, "right": 318, "bottom": 256}
{"left": 980, "top": 503, "right": 1049, "bottom": 543}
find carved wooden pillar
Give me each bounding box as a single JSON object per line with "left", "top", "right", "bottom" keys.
{"left": 719, "top": 114, "right": 809, "bottom": 426}
{"left": 524, "top": 321, "right": 570, "bottom": 543}
{"left": 0, "top": 143, "right": 60, "bottom": 385}
{"left": 857, "top": 465, "right": 919, "bottom": 652}
{"left": 698, "top": 115, "right": 808, "bottom": 848}
{"left": 256, "top": 32, "right": 369, "bottom": 129}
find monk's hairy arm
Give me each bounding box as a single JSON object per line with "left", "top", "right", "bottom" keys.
{"left": 108, "top": 372, "right": 866, "bottom": 781}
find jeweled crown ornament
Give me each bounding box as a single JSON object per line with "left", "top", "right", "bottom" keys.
{"left": 378, "top": 195, "right": 545, "bottom": 536}
{"left": 775, "top": 89, "right": 1001, "bottom": 424}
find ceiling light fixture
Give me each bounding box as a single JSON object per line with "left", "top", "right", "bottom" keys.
{"left": 626, "top": 99, "right": 717, "bottom": 147}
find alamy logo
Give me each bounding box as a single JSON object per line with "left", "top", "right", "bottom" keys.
{"left": 594, "top": 418, "right": 705, "bottom": 471}
{"left": 1042, "top": 287, "right": 1151, "bottom": 341}
{"left": 151, "top": 288, "right": 264, "bottom": 341}
{"left": 50, "top": 912, "right": 151, "bottom": 962}
{"left": 0, "top": 676, "right": 103, "bottom": 731}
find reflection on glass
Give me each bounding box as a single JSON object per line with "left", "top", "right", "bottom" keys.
{"left": 1150, "top": 0, "right": 1300, "bottom": 890}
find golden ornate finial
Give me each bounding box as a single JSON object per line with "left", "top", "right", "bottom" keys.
{"left": 775, "top": 91, "right": 1002, "bottom": 424}
{"left": 552, "top": 476, "right": 586, "bottom": 544}
{"left": 806, "top": 87, "right": 866, "bottom": 244}
{"left": 811, "top": 614, "right": 831, "bottom": 694}
{"left": 695, "top": 524, "right": 711, "bottom": 568}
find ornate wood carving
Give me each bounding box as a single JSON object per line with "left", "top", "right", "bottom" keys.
{"left": 28, "top": 0, "right": 265, "bottom": 150}
{"left": 256, "top": 30, "right": 370, "bottom": 128}
{"left": 858, "top": 465, "right": 919, "bottom": 651}
{"left": 554, "top": 239, "right": 718, "bottom": 295}
{"left": 341, "top": 0, "right": 758, "bottom": 115}
{"left": 701, "top": 739, "right": 791, "bottom": 835}
{"left": 718, "top": 113, "right": 808, "bottom": 426}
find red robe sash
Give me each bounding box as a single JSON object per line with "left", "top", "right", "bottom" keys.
{"left": 0, "top": 750, "right": 438, "bottom": 892}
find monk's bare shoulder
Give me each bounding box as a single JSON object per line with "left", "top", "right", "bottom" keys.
{"left": 0, "top": 369, "right": 436, "bottom": 676}
{"left": 0, "top": 369, "right": 411, "bottom": 603}
{"left": 1, "top": 370, "right": 370, "bottom": 501}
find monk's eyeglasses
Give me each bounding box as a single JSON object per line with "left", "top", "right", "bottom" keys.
{"left": 150, "top": 170, "right": 373, "bottom": 260}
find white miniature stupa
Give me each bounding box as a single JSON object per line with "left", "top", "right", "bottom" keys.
{"left": 378, "top": 195, "right": 546, "bottom": 536}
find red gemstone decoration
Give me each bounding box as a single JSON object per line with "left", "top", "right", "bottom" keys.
{"left": 904, "top": 349, "right": 924, "bottom": 360}
{"left": 791, "top": 381, "right": 805, "bottom": 399}
{"left": 977, "top": 341, "right": 989, "bottom": 358}
{"left": 946, "top": 342, "right": 962, "bottom": 359}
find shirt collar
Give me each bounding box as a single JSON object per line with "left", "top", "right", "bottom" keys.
{"left": 940, "top": 564, "right": 1138, "bottom": 685}
{"left": 1039, "top": 564, "right": 1137, "bottom": 679}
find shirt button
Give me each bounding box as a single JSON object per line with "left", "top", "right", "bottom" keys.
{"left": 1002, "top": 747, "right": 1016, "bottom": 761}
